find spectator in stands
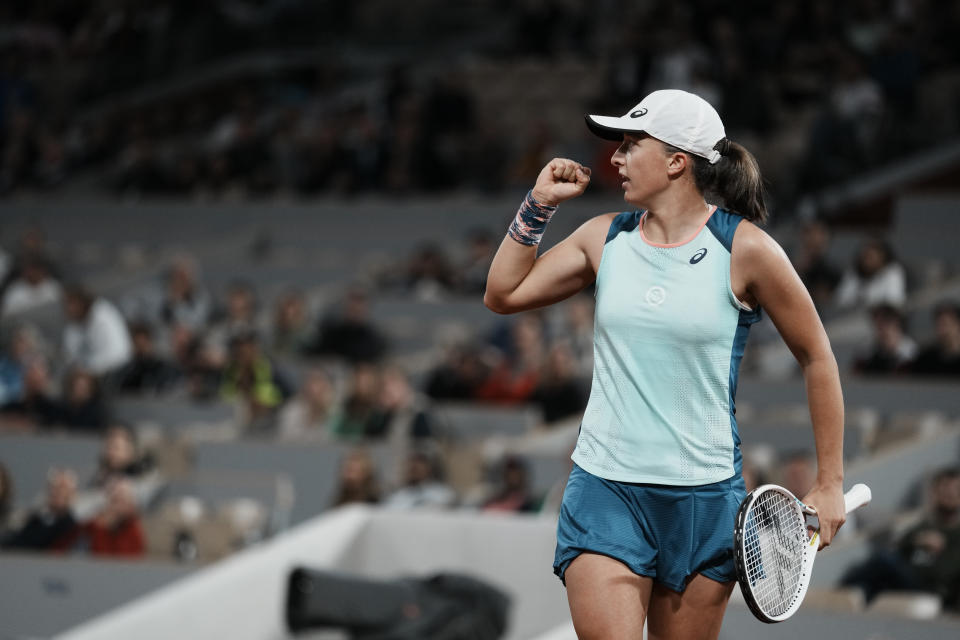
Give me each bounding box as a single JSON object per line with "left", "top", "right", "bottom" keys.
{"left": 482, "top": 455, "right": 539, "bottom": 513}
{"left": 895, "top": 467, "right": 960, "bottom": 609}
{"left": 331, "top": 448, "right": 381, "bottom": 508}
{"left": 271, "top": 290, "right": 314, "bottom": 356}
{"left": 532, "top": 342, "right": 588, "bottom": 425}
{"left": 0, "top": 256, "right": 62, "bottom": 317}
{"left": 424, "top": 342, "right": 489, "bottom": 401}
{"left": 123, "top": 255, "right": 212, "bottom": 333}
{"left": 365, "top": 366, "right": 435, "bottom": 441}
{"left": 329, "top": 364, "right": 381, "bottom": 441}
{"left": 89, "top": 424, "right": 153, "bottom": 488}
{"left": 2, "top": 468, "right": 78, "bottom": 551}
{"left": 0, "top": 324, "right": 47, "bottom": 408}
{"left": 0, "top": 356, "right": 61, "bottom": 426}
{"left": 0, "top": 228, "right": 60, "bottom": 305}
{"left": 910, "top": 303, "right": 960, "bottom": 377}
{"left": 475, "top": 313, "right": 544, "bottom": 404}
{"left": 854, "top": 304, "right": 917, "bottom": 375}
{"left": 0, "top": 462, "right": 11, "bottom": 535}
{"left": 403, "top": 243, "right": 457, "bottom": 300}
{"left": 277, "top": 368, "right": 336, "bottom": 441}
{"left": 309, "top": 288, "right": 387, "bottom": 364}
{"left": 171, "top": 324, "right": 224, "bottom": 401}
{"left": 53, "top": 369, "right": 110, "bottom": 432}
{"left": 220, "top": 331, "right": 292, "bottom": 430}
{"left": 792, "top": 220, "right": 841, "bottom": 311}
{"left": 115, "top": 322, "right": 181, "bottom": 394}
{"left": 835, "top": 238, "right": 907, "bottom": 309}
{"left": 830, "top": 49, "right": 884, "bottom": 153}
{"left": 383, "top": 448, "right": 457, "bottom": 510}
{"left": 843, "top": 467, "right": 960, "bottom": 610}
{"left": 62, "top": 284, "right": 132, "bottom": 376}
{"left": 81, "top": 478, "right": 146, "bottom": 557}
{"left": 207, "top": 280, "right": 262, "bottom": 352}
{"left": 6, "top": 228, "right": 59, "bottom": 285}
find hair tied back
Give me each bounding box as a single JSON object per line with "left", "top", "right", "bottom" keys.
{"left": 714, "top": 138, "right": 732, "bottom": 157}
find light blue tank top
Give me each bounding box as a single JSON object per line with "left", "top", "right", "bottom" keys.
{"left": 571, "top": 206, "right": 762, "bottom": 486}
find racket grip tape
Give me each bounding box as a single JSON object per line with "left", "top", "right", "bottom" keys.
{"left": 843, "top": 484, "right": 872, "bottom": 513}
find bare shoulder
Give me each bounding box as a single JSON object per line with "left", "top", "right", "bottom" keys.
{"left": 731, "top": 219, "right": 805, "bottom": 311}
{"left": 731, "top": 219, "right": 790, "bottom": 266}
{"left": 582, "top": 211, "right": 620, "bottom": 229}
{"left": 573, "top": 211, "right": 620, "bottom": 239}
{"left": 568, "top": 212, "right": 620, "bottom": 268}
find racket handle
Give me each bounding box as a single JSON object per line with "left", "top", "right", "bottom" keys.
{"left": 844, "top": 483, "right": 872, "bottom": 513}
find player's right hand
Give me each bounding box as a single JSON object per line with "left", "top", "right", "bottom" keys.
{"left": 531, "top": 158, "right": 591, "bottom": 206}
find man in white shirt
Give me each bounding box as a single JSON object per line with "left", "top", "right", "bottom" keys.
{"left": 1, "top": 258, "right": 63, "bottom": 316}
{"left": 63, "top": 285, "right": 132, "bottom": 376}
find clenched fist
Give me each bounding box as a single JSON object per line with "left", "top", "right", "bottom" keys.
{"left": 531, "top": 158, "right": 591, "bottom": 206}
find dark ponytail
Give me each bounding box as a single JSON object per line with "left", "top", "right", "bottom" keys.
{"left": 663, "top": 139, "right": 768, "bottom": 225}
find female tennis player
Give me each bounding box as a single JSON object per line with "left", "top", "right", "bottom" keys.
{"left": 484, "top": 89, "right": 847, "bottom": 639}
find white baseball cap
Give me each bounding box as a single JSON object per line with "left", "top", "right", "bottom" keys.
{"left": 585, "top": 89, "right": 726, "bottom": 164}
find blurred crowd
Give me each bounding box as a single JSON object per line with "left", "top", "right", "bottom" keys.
{"left": 1, "top": 424, "right": 154, "bottom": 557}
{"left": 1, "top": 1, "right": 959, "bottom": 208}
{"left": 841, "top": 466, "right": 960, "bottom": 611}
{"left": 0, "top": 219, "right": 597, "bottom": 561}
{"left": 790, "top": 220, "right": 960, "bottom": 377}
{"left": 0, "top": 216, "right": 949, "bottom": 447}
{"left": 0, "top": 229, "right": 596, "bottom": 437}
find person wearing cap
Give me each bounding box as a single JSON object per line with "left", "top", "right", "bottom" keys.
{"left": 484, "top": 90, "right": 846, "bottom": 639}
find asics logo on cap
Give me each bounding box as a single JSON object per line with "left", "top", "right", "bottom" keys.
{"left": 629, "top": 108, "right": 648, "bottom": 118}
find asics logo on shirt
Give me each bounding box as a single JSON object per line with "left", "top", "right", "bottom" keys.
{"left": 690, "top": 248, "right": 708, "bottom": 264}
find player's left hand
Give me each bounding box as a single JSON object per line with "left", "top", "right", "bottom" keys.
{"left": 801, "top": 483, "right": 846, "bottom": 550}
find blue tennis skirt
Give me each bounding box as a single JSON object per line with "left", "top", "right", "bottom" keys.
{"left": 553, "top": 463, "right": 746, "bottom": 593}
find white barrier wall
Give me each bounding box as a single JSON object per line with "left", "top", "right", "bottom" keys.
{"left": 55, "top": 506, "right": 570, "bottom": 640}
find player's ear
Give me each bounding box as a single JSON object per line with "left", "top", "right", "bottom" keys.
{"left": 665, "top": 151, "right": 688, "bottom": 178}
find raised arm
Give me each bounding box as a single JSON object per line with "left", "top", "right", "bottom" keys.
{"left": 484, "top": 158, "right": 611, "bottom": 314}
{"left": 733, "top": 222, "right": 847, "bottom": 548}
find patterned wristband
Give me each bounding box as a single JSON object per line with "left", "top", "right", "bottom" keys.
{"left": 508, "top": 190, "right": 558, "bottom": 246}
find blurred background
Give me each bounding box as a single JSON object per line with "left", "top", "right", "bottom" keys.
{"left": 1, "top": 1, "right": 959, "bottom": 638}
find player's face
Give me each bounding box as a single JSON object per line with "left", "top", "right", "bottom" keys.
{"left": 610, "top": 133, "right": 672, "bottom": 206}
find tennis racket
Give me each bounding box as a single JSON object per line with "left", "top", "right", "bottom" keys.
{"left": 733, "top": 482, "right": 872, "bottom": 623}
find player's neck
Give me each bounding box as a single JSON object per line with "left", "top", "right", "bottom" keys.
{"left": 640, "top": 189, "right": 711, "bottom": 245}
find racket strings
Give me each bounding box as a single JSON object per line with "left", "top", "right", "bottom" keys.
{"left": 742, "top": 491, "right": 808, "bottom": 617}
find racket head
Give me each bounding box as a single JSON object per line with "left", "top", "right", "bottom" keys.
{"left": 734, "top": 484, "right": 818, "bottom": 623}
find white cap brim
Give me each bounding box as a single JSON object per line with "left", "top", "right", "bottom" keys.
{"left": 584, "top": 114, "right": 645, "bottom": 141}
